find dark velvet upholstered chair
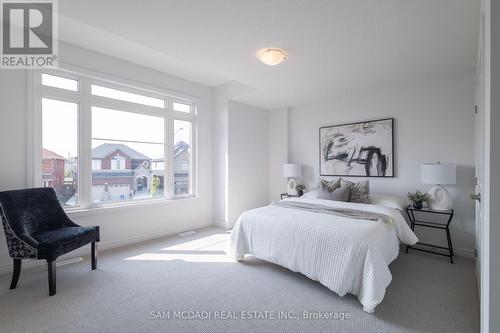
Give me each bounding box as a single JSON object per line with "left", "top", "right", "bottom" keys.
{"left": 0, "top": 188, "right": 100, "bottom": 295}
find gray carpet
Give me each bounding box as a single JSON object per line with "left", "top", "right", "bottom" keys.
{"left": 0, "top": 227, "right": 479, "bottom": 333}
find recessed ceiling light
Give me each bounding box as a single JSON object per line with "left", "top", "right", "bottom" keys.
{"left": 258, "top": 48, "right": 288, "bottom": 66}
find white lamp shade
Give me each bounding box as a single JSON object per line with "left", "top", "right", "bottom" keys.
{"left": 421, "top": 163, "right": 456, "bottom": 185}
{"left": 283, "top": 164, "right": 302, "bottom": 178}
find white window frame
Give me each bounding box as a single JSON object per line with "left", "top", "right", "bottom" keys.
{"left": 28, "top": 65, "right": 197, "bottom": 212}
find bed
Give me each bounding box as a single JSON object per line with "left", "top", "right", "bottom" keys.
{"left": 225, "top": 195, "right": 418, "bottom": 313}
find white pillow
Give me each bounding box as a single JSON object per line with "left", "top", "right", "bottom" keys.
{"left": 301, "top": 190, "right": 318, "bottom": 199}
{"left": 369, "top": 194, "right": 407, "bottom": 210}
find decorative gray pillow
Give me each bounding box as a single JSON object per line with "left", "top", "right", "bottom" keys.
{"left": 341, "top": 179, "right": 370, "bottom": 203}
{"left": 317, "top": 185, "right": 351, "bottom": 202}
{"left": 319, "top": 178, "right": 341, "bottom": 191}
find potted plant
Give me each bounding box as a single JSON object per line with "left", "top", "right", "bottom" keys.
{"left": 407, "top": 191, "right": 429, "bottom": 209}
{"left": 295, "top": 184, "right": 306, "bottom": 196}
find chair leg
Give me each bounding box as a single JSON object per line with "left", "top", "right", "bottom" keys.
{"left": 9, "top": 259, "right": 22, "bottom": 290}
{"left": 47, "top": 260, "right": 56, "bottom": 296}
{"left": 91, "top": 241, "right": 97, "bottom": 270}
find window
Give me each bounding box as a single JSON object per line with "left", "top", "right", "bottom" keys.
{"left": 42, "top": 73, "right": 78, "bottom": 91}
{"left": 92, "top": 159, "right": 102, "bottom": 170}
{"left": 91, "top": 106, "right": 165, "bottom": 203}
{"left": 174, "top": 120, "right": 192, "bottom": 195}
{"left": 173, "top": 102, "right": 191, "bottom": 113}
{"left": 110, "top": 156, "right": 126, "bottom": 170}
{"left": 41, "top": 98, "right": 78, "bottom": 207}
{"left": 34, "top": 70, "right": 196, "bottom": 209}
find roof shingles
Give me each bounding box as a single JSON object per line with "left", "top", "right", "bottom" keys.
{"left": 42, "top": 148, "right": 66, "bottom": 160}
{"left": 92, "top": 143, "right": 151, "bottom": 160}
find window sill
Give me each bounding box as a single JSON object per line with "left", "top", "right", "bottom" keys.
{"left": 66, "top": 195, "right": 196, "bottom": 218}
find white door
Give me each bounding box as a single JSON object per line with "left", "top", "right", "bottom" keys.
{"left": 473, "top": 13, "right": 486, "bottom": 293}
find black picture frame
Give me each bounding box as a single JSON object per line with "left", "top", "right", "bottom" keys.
{"left": 319, "top": 118, "right": 395, "bottom": 177}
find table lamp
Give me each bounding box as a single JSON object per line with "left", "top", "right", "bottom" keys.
{"left": 283, "top": 164, "right": 302, "bottom": 196}
{"left": 421, "top": 162, "right": 456, "bottom": 210}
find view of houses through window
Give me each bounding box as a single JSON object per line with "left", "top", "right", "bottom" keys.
{"left": 42, "top": 98, "right": 79, "bottom": 207}
{"left": 174, "top": 120, "right": 192, "bottom": 195}
{"left": 38, "top": 72, "right": 194, "bottom": 208}
{"left": 91, "top": 106, "right": 166, "bottom": 204}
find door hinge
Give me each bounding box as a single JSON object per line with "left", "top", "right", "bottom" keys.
{"left": 474, "top": 249, "right": 478, "bottom": 258}
{"left": 474, "top": 105, "right": 478, "bottom": 115}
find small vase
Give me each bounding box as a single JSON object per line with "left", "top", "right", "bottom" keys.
{"left": 413, "top": 202, "right": 423, "bottom": 209}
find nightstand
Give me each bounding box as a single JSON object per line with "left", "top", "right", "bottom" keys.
{"left": 405, "top": 206, "right": 455, "bottom": 263}
{"left": 280, "top": 193, "right": 300, "bottom": 200}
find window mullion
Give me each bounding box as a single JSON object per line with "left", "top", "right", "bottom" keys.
{"left": 171, "top": 111, "right": 196, "bottom": 121}
{"left": 38, "top": 86, "right": 80, "bottom": 102}
{"left": 191, "top": 118, "right": 196, "bottom": 196}
{"left": 91, "top": 96, "right": 166, "bottom": 117}
{"left": 79, "top": 78, "right": 92, "bottom": 208}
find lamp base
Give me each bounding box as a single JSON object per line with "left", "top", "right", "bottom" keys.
{"left": 287, "top": 178, "right": 298, "bottom": 196}
{"left": 426, "top": 184, "right": 453, "bottom": 210}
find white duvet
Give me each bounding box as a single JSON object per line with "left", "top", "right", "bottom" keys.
{"left": 226, "top": 197, "right": 418, "bottom": 313}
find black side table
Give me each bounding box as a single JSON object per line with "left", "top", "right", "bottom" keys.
{"left": 405, "top": 206, "right": 455, "bottom": 263}
{"left": 280, "top": 193, "right": 300, "bottom": 200}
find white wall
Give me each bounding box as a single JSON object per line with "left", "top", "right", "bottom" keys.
{"left": 212, "top": 82, "right": 256, "bottom": 228}
{"left": 212, "top": 85, "right": 230, "bottom": 228}
{"left": 0, "top": 71, "right": 27, "bottom": 190}
{"left": 268, "top": 108, "right": 289, "bottom": 201}
{"left": 0, "top": 43, "right": 214, "bottom": 274}
{"left": 227, "top": 101, "right": 270, "bottom": 225}
{"left": 287, "top": 71, "right": 476, "bottom": 256}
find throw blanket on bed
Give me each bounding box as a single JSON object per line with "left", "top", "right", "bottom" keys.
{"left": 270, "top": 200, "right": 392, "bottom": 223}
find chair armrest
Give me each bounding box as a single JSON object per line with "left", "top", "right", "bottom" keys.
{"left": 18, "top": 232, "right": 40, "bottom": 248}
{"left": 58, "top": 209, "right": 82, "bottom": 228}
{"left": 62, "top": 217, "right": 81, "bottom": 228}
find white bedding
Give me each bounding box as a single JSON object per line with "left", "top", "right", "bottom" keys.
{"left": 225, "top": 197, "right": 418, "bottom": 313}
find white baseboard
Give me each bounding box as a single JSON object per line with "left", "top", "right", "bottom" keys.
{"left": 0, "top": 222, "right": 212, "bottom": 276}
{"left": 213, "top": 220, "right": 233, "bottom": 229}
{"left": 453, "top": 247, "right": 476, "bottom": 258}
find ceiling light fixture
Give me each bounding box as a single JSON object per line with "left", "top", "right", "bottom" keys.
{"left": 258, "top": 48, "right": 288, "bottom": 66}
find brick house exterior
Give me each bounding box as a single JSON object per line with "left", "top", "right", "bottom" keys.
{"left": 91, "top": 144, "right": 152, "bottom": 202}
{"left": 60, "top": 142, "right": 189, "bottom": 204}
{"left": 42, "top": 148, "right": 66, "bottom": 190}
{"left": 42, "top": 142, "right": 190, "bottom": 205}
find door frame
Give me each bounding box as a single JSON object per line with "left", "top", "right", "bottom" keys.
{"left": 474, "top": 10, "right": 486, "bottom": 296}
{"left": 477, "top": 1, "right": 491, "bottom": 332}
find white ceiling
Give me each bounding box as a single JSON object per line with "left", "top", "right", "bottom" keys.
{"left": 59, "top": 0, "right": 480, "bottom": 109}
